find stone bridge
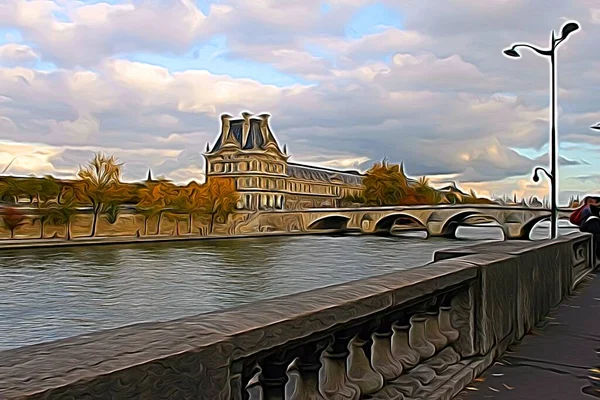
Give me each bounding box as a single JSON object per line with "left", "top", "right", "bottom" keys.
{"left": 234, "top": 205, "right": 574, "bottom": 240}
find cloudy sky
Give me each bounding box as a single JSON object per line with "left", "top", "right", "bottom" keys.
{"left": 0, "top": 0, "right": 599, "bottom": 203}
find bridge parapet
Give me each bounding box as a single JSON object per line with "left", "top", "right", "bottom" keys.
{"left": 238, "top": 206, "right": 571, "bottom": 239}
{"left": 0, "top": 234, "right": 593, "bottom": 399}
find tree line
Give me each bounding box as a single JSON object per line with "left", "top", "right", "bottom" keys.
{"left": 0, "top": 155, "right": 493, "bottom": 239}
{"left": 0, "top": 153, "right": 237, "bottom": 239}
{"left": 343, "top": 161, "right": 493, "bottom": 206}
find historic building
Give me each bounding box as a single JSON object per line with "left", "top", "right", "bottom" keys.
{"left": 204, "top": 112, "right": 364, "bottom": 210}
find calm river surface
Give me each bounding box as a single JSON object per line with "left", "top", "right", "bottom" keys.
{"left": 0, "top": 223, "right": 577, "bottom": 350}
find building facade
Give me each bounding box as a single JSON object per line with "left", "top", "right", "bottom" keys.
{"left": 204, "top": 113, "right": 364, "bottom": 210}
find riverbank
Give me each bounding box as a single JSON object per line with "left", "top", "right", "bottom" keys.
{"left": 0, "top": 229, "right": 346, "bottom": 251}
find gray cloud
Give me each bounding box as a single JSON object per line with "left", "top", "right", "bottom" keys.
{"left": 0, "top": 0, "right": 598, "bottom": 196}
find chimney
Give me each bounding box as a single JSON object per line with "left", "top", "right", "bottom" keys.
{"left": 220, "top": 113, "right": 236, "bottom": 147}
{"left": 241, "top": 112, "right": 253, "bottom": 147}
{"left": 258, "top": 113, "right": 278, "bottom": 150}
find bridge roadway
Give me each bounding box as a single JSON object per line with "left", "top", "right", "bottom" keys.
{"left": 235, "top": 205, "right": 574, "bottom": 240}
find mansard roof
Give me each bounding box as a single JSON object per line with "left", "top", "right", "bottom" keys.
{"left": 287, "top": 162, "right": 363, "bottom": 185}
{"left": 210, "top": 114, "right": 282, "bottom": 153}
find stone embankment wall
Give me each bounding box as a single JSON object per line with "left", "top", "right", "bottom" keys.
{"left": 0, "top": 233, "right": 594, "bottom": 399}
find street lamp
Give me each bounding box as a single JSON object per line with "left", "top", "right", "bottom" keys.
{"left": 503, "top": 21, "right": 580, "bottom": 239}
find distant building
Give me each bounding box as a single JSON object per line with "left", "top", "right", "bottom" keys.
{"left": 204, "top": 113, "right": 364, "bottom": 210}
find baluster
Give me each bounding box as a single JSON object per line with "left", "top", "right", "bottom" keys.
{"left": 391, "top": 323, "right": 420, "bottom": 370}
{"left": 371, "top": 330, "right": 403, "bottom": 381}
{"left": 285, "top": 358, "right": 311, "bottom": 400}
{"left": 438, "top": 305, "right": 460, "bottom": 343}
{"left": 424, "top": 310, "right": 448, "bottom": 352}
{"left": 261, "top": 356, "right": 288, "bottom": 399}
{"left": 294, "top": 340, "right": 328, "bottom": 399}
{"left": 346, "top": 335, "right": 384, "bottom": 395}
{"left": 409, "top": 315, "right": 436, "bottom": 361}
{"left": 318, "top": 340, "right": 360, "bottom": 400}
{"left": 246, "top": 365, "right": 264, "bottom": 400}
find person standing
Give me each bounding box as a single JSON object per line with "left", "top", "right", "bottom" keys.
{"left": 571, "top": 196, "right": 600, "bottom": 234}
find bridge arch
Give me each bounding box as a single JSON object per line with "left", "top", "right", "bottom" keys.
{"left": 307, "top": 215, "right": 351, "bottom": 231}
{"left": 374, "top": 214, "right": 427, "bottom": 233}
{"left": 435, "top": 211, "right": 503, "bottom": 238}
{"left": 512, "top": 215, "right": 550, "bottom": 240}
{"left": 515, "top": 213, "right": 574, "bottom": 240}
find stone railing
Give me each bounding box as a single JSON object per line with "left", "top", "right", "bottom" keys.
{"left": 0, "top": 233, "right": 594, "bottom": 399}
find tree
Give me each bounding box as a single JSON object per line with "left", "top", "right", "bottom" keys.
{"left": 199, "top": 178, "right": 238, "bottom": 234}
{"left": 412, "top": 176, "right": 442, "bottom": 205}
{"left": 135, "top": 205, "right": 158, "bottom": 236}
{"left": 104, "top": 202, "right": 120, "bottom": 225}
{"left": 76, "top": 153, "right": 123, "bottom": 237}
{"left": 47, "top": 201, "right": 78, "bottom": 240}
{"left": 38, "top": 177, "right": 61, "bottom": 207}
{"left": 0, "top": 178, "right": 20, "bottom": 204}
{"left": 170, "top": 184, "right": 204, "bottom": 234}
{"left": 136, "top": 179, "right": 177, "bottom": 235}
{"left": 32, "top": 206, "right": 54, "bottom": 239}
{"left": 1, "top": 207, "right": 27, "bottom": 238}
{"left": 362, "top": 161, "right": 410, "bottom": 206}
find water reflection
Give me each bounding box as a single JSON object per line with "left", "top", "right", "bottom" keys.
{"left": 0, "top": 224, "right": 579, "bottom": 350}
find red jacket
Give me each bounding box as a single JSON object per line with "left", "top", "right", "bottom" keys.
{"left": 570, "top": 205, "right": 593, "bottom": 226}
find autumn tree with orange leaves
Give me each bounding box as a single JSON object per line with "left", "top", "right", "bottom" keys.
{"left": 362, "top": 161, "right": 410, "bottom": 206}
{"left": 76, "top": 153, "right": 123, "bottom": 237}
{"left": 1, "top": 207, "right": 27, "bottom": 238}
{"left": 360, "top": 160, "right": 491, "bottom": 206}
{"left": 136, "top": 179, "right": 176, "bottom": 235}
{"left": 199, "top": 178, "right": 238, "bottom": 234}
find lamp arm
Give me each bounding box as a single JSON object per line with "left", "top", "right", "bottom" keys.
{"left": 512, "top": 43, "right": 552, "bottom": 57}
{"left": 533, "top": 166, "right": 553, "bottom": 181}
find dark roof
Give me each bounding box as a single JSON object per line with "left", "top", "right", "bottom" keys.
{"left": 287, "top": 163, "right": 363, "bottom": 185}
{"left": 211, "top": 118, "right": 278, "bottom": 152}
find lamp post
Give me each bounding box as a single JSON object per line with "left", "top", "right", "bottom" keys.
{"left": 503, "top": 21, "right": 580, "bottom": 239}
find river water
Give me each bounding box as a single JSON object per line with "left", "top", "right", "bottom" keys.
{"left": 0, "top": 223, "right": 577, "bottom": 350}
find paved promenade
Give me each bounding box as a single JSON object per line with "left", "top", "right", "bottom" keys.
{"left": 458, "top": 272, "right": 600, "bottom": 400}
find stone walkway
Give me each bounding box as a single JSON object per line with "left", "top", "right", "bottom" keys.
{"left": 456, "top": 272, "right": 600, "bottom": 400}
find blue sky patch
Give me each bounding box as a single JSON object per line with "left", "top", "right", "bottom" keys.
{"left": 125, "top": 35, "right": 310, "bottom": 87}
{"left": 344, "top": 3, "right": 403, "bottom": 40}
{"left": 0, "top": 28, "right": 23, "bottom": 45}
{"left": 52, "top": 10, "right": 71, "bottom": 23}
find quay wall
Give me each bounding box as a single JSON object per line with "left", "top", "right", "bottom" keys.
{"left": 0, "top": 233, "right": 594, "bottom": 399}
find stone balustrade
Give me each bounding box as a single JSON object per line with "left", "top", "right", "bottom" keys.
{"left": 0, "top": 233, "right": 594, "bottom": 400}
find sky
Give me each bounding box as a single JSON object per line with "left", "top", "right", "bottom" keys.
{"left": 0, "top": 0, "right": 600, "bottom": 204}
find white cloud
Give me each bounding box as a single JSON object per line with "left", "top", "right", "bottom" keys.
{"left": 0, "top": 43, "right": 39, "bottom": 66}
{"left": 0, "top": 0, "right": 211, "bottom": 66}
{"left": 0, "top": 0, "right": 597, "bottom": 199}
